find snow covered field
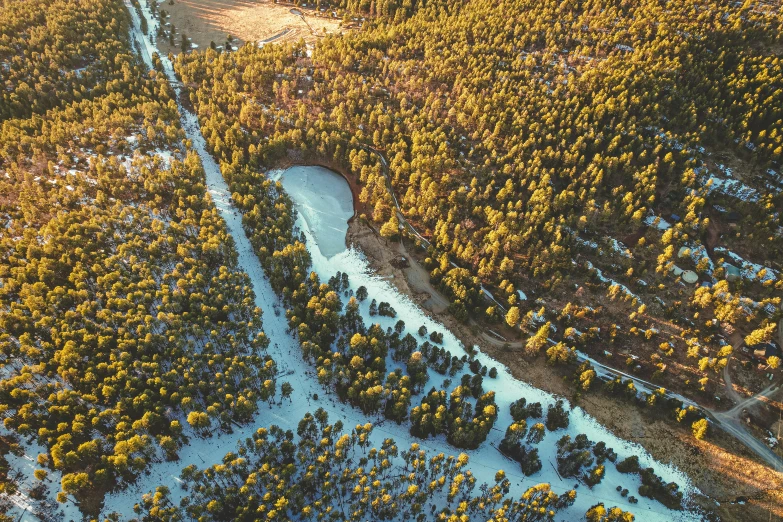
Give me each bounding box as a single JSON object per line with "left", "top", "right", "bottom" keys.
{"left": 279, "top": 166, "right": 703, "bottom": 521}
{"left": 8, "top": 4, "right": 701, "bottom": 521}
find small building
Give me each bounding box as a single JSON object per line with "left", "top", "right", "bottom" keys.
{"left": 751, "top": 342, "right": 780, "bottom": 361}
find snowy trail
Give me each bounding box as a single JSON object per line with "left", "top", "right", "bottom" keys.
{"left": 103, "top": 3, "right": 706, "bottom": 520}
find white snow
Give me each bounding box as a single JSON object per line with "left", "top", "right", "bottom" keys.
{"left": 678, "top": 243, "right": 715, "bottom": 278}
{"left": 1, "top": 436, "right": 76, "bottom": 521}
{"left": 473, "top": 282, "right": 510, "bottom": 313}
{"left": 275, "top": 166, "right": 354, "bottom": 258}
{"left": 585, "top": 260, "right": 643, "bottom": 305}
{"left": 606, "top": 237, "right": 631, "bottom": 258}
{"left": 0, "top": 4, "right": 700, "bottom": 521}
{"left": 697, "top": 165, "right": 760, "bottom": 202}
{"left": 644, "top": 213, "right": 672, "bottom": 230}
{"left": 575, "top": 236, "right": 599, "bottom": 249}
{"left": 715, "top": 247, "right": 778, "bottom": 283}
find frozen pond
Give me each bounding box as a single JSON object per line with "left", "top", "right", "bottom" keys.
{"left": 277, "top": 165, "right": 353, "bottom": 258}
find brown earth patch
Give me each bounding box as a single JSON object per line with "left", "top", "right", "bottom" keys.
{"left": 157, "top": 0, "right": 343, "bottom": 54}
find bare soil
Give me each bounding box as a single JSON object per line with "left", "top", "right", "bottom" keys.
{"left": 347, "top": 219, "right": 450, "bottom": 314}
{"left": 731, "top": 354, "right": 779, "bottom": 397}
{"left": 347, "top": 216, "right": 783, "bottom": 522}
{"left": 158, "top": 0, "right": 343, "bottom": 53}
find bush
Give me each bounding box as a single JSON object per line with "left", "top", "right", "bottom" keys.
{"left": 545, "top": 400, "right": 570, "bottom": 431}
{"left": 616, "top": 455, "right": 640, "bottom": 474}
{"left": 510, "top": 398, "right": 543, "bottom": 421}
{"left": 356, "top": 286, "right": 368, "bottom": 301}
{"left": 691, "top": 418, "right": 708, "bottom": 440}
{"left": 520, "top": 447, "right": 542, "bottom": 476}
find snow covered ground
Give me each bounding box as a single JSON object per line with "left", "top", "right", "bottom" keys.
{"left": 645, "top": 212, "right": 672, "bottom": 230}
{"left": 714, "top": 247, "right": 778, "bottom": 284}
{"left": 276, "top": 165, "right": 354, "bottom": 258}
{"left": 0, "top": 4, "right": 701, "bottom": 521}
{"left": 280, "top": 167, "right": 702, "bottom": 521}
{"left": 584, "top": 260, "right": 643, "bottom": 305}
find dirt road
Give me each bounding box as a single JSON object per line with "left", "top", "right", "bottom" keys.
{"left": 723, "top": 356, "right": 745, "bottom": 404}
{"left": 711, "top": 409, "right": 782, "bottom": 473}
{"left": 713, "top": 331, "right": 783, "bottom": 471}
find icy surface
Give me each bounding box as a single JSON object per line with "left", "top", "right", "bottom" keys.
{"left": 275, "top": 166, "right": 353, "bottom": 258}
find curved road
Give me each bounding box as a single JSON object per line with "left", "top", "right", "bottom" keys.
{"left": 716, "top": 347, "right": 782, "bottom": 472}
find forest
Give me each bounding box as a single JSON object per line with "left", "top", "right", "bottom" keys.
{"left": 0, "top": 0, "right": 644, "bottom": 519}
{"left": 1, "top": 0, "right": 782, "bottom": 520}
{"left": 0, "top": 0, "right": 283, "bottom": 515}
{"left": 173, "top": 0, "right": 782, "bottom": 407}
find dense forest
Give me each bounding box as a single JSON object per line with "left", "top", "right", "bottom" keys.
{"left": 0, "top": 0, "right": 280, "bottom": 513}
{"left": 1, "top": 0, "right": 782, "bottom": 519}
{"left": 174, "top": 0, "right": 782, "bottom": 403}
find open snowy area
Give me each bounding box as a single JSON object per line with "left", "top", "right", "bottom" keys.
{"left": 277, "top": 165, "right": 354, "bottom": 258}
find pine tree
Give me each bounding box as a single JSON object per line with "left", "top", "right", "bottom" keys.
{"left": 505, "top": 306, "right": 520, "bottom": 328}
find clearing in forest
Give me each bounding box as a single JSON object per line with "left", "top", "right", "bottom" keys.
{"left": 159, "top": 0, "right": 343, "bottom": 52}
